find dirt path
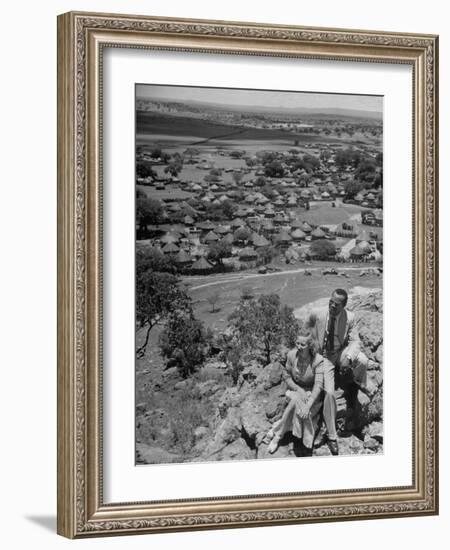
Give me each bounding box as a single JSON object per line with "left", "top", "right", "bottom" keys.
{"left": 188, "top": 266, "right": 374, "bottom": 291}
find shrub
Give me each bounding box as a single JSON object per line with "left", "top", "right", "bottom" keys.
{"left": 228, "top": 293, "right": 300, "bottom": 365}
{"left": 159, "top": 312, "right": 211, "bottom": 378}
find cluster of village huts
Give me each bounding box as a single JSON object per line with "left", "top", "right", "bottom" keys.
{"left": 137, "top": 145, "right": 383, "bottom": 274}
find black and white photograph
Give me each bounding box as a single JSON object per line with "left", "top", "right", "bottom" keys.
{"left": 135, "top": 84, "right": 383, "bottom": 465}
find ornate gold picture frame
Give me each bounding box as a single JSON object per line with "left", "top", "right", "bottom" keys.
{"left": 57, "top": 11, "right": 438, "bottom": 538}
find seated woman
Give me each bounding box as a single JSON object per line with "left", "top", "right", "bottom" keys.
{"left": 266, "top": 328, "right": 338, "bottom": 455}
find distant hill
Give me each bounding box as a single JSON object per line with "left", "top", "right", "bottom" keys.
{"left": 137, "top": 96, "right": 382, "bottom": 121}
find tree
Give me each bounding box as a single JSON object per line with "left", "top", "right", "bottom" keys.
{"left": 228, "top": 293, "right": 299, "bottom": 365}
{"left": 233, "top": 227, "right": 251, "bottom": 244}
{"left": 159, "top": 311, "right": 211, "bottom": 378}
{"left": 207, "top": 291, "right": 221, "bottom": 313}
{"left": 262, "top": 184, "right": 276, "bottom": 199}
{"left": 136, "top": 247, "right": 175, "bottom": 279}
{"left": 148, "top": 147, "right": 170, "bottom": 163}
{"left": 258, "top": 151, "right": 277, "bottom": 164}
{"left": 254, "top": 175, "right": 267, "bottom": 187}
{"left": 309, "top": 239, "right": 336, "bottom": 259}
{"left": 183, "top": 147, "right": 200, "bottom": 162}
{"left": 355, "top": 159, "right": 377, "bottom": 185}
{"left": 204, "top": 202, "right": 226, "bottom": 221}
{"left": 164, "top": 157, "right": 183, "bottom": 178}
{"left": 302, "top": 153, "right": 320, "bottom": 172}
{"left": 319, "top": 149, "right": 332, "bottom": 162}
{"left": 136, "top": 271, "right": 191, "bottom": 358}
{"left": 136, "top": 163, "right": 157, "bottom": 180}
{"left": 286, "top": 156, "right": 307, "bottom": 173}
{"left": 149, "top": 146, "right": 163, "bottom": 159}
{"left": 264, "top": 160, "right": 285, "bottom": 178}
{"left": 222, "top": 200, "right": 237, "bottom": 220}
{"left": 258, "top": 245, "right": 277, "bottom": 265}
{"left": 335, "top": 147, "right": 361, "bottom": 169}
{"left": 232, "top": 171, "right": 244, "bottom": 185}
{"left": 344, "top": 179, "right": 364, "bottom": 199}
{"left": 207, "top": 241, "right": 232, "bottom": 266}
{"left": 136, "top": 197, "right": 164, "bottom": 228}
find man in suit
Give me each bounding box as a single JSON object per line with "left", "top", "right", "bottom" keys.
{"left": 309, "top": 289, "right": 369, "bottom": 455}
{"left": 315, "top": 288, "right": 368, "bottom": 390}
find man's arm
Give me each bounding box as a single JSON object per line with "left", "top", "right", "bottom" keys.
{"left": 342, "top": 312, "right": 361, "bottom": 361}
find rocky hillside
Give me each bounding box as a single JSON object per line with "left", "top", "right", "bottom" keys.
{"left": 136, "top": 288, "right": 383, "bottom": 463}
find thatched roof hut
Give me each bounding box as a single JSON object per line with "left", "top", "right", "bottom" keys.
{"left": 239, "top": 247, "right": 258, "bottom": 261}
{"left": 291, "top": 228, "right": 306, "bottom": 241}
{"left": 204, "top": 231, "right": 219, "bottom": 243}
{"left": 311, "top": 227, "right": 326, "bottom": 239}
{"left": 350, "top": 245, "right": 366, "bottom": 257}
{"left": 197, "top": 219, "right": 215, "bottom": 231}
{"left": 190, "top": 257, "right": 214, "bottom": 272}
{"left": 175, "top": 250, "right": 193, "bottom": 265}
{"left": 162, "top": 242, "right": 179, "bottom": 254}
{"left": 253, "top": 234, "right": 271, "bottom": 248}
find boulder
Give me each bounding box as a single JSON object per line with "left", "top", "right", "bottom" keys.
{"left": 194, "top": 426, "right": 209, "bottom": 441}
{"left": 214, "top": 438, "right": 256, "bottom": 461}
{"left": 349, "top": 289, "right": 383, "bottom": 312}
{"left": 367, "top": 390, "right": 383, "bottom": 423}
{"left": 364, "top": 420, "right": 383, "bottom": 442}
{"left": 375, "top": 344, "right": 383, "bottom": 365}
{"left": 355, "top": 311, "right": 383, "bottom": 356}
{"left": 364, "top": 435, "right": 381, "bottom": 451}
{"left": 196, "top": 380, "right": 224, "bottom": 398}
{"left": 217, "top": 387, "right": 245, "bottom": 418}
{"left": 339, "top": 434, "right": 365, "bottom": 455}
{"left": 257, "top": 361, "right": 284, "bottom": 390}
{"left": 357, "top": 390, "right": 371, "bottom": 407}
{"left": 365, "top": 371, "right": 382, "bottom": 397}
{"left": 240, "top": 394, "right": 272, "bottom": 444}
{"left": 265, "top": 397, "right": 286, "bottom": 420}
{"left": 239, "top": 360, "right": 263, "bottom": 386}
{"left": 212, "top": 407, "right": 242, "bottom": 448}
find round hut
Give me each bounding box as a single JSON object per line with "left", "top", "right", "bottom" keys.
{"left": 311, "top": 227, "right": 326, "bottom": 239}
{"left": 291, "top": 228, "right": 306, "bottom": 242}
{"left": 190, "top": 256, "right": 214, "bottom": 274}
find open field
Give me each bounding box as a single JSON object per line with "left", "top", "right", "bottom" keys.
{"left": 136, "top": 184, "right": 194, "bottom": 201}
{"left": 136, "top": 112, "right": 350, "bottom": 145}
{"left": 185, "top": 265, "right": 382, "bottom": 332}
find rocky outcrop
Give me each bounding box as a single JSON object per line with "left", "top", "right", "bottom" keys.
{"left": 194, "top": 288, "right": 384, "bottom": 461}
{"left": 137, "top": 288, "right": 383, "bottom": 463}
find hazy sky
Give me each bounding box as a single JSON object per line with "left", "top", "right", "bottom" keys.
{"left": 136, "top": 84, "right": 382, "bottom": 113}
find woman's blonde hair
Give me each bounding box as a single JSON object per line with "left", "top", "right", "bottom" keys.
{"left": 296, "top": 314, "right": 320, "bottom": 357}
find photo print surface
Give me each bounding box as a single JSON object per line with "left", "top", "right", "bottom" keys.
{"left": 135, "top": 84, "right": 383, "bottom": 465}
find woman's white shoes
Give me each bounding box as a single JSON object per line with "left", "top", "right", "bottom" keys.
{"left": 267, "top": 435, "right": 280, "bottom": 454}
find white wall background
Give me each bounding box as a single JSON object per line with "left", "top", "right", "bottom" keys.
{"left": 0, "top": 0, "right": 446, "bottom": 548}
